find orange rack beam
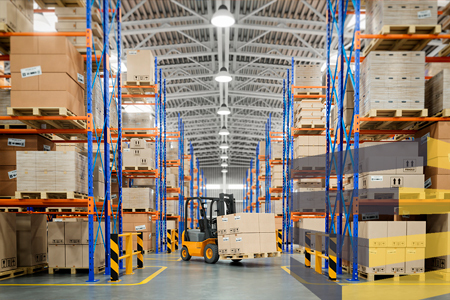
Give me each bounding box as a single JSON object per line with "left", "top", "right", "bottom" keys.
{"left": 292, "top": 85, "right": 326, "bottom": 89}
{"left": 0, "top": 32, "right": 86, "bottom": 37}
{"left": 167, "top": 188, "right": 180, "bottom": 193}
{"left": 293, "top": 95, "right": 326, "bottom": 99}
{"left": 269, "top": 188, "right": 282, "bottom": 193}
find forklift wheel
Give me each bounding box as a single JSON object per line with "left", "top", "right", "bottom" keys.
{"left": 181, "top": 246, "right": 191, "bottom": 261}
{"left": 231, "top": 259, "right": 242, "bottom": 263}
{"left": 204, "top": 244, "right": 219, "bottom": 264}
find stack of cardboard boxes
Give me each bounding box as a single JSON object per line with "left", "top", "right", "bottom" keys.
{"left": 16, "top": 215, "right": 47, "bottom": 267}
{"left": 0, "top": 213, "right": 17, "bottom": 273}
{"left": 294, "top": 65, "right": 324, "bottom": 127}
{"left": 358, "top": 221, "right": 426, "bottom": 275}
{"left": 217, "top": 213, "right": 276, "bottom": 255}
{"left": 425, "top": 69, "right": 450, "bottom": 116}
{"left": 0, "top": 0, "right": 33, "bottom": 33}
{"left": 123, "top": 214, "right": 154, "bottom": 251}
{"left": 122, "top": 188, "right": 154, "bottom": 209}
{"left": 123, "top": 138, "right": 155, "bottom": 169}
{"left": 55, "top": 8, "right": 103, "bottom": 53}
{"left": 16, "top": 150, "right": 88, "bottom": 194}
{"left": 10, "top": 36, "right": 85, "bottom": 117}
{"left": 360, "top": 51, "right": 425, "bottom": 116}
{"left": 48, "top": 220, "right": 105, "bottom": 269}
{"left": 0, "top": 135, "right": 55, "bottom": 197}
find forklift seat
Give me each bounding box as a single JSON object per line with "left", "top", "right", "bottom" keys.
{"left": 187, "top": 229, "right": 205, "bottom": 242}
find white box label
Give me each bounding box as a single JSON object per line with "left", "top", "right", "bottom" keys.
{"left": 77, "top": 73, "right": 85, "bottom": 84}
{"left": 135, "top": 225, "right": 146, "bottom": 231}
{"left": 221, "top": 217, "right": 228, "bottom": 222}
{"left": 223, "top": 237, "right": 229, "bottom": 242}
{"left": 124, "top": 149, "right": 131, "bottom": 152}
{"left": 129, "top": 51, "right": 137, "bottom": 55}
{"left": 418, "top": 10, "right": 431, "bottom": 19}
{"left": 8, "top": 138, "right": 25, "bottom": 147}
{"left": 420, "top": 133, "right": 430, "bottom": 145}
{"left": 371, "top": 176, "right": 383, "bottom": 181}
{"left": 424, "top": 178, "right": 432, "bottom": 189}
{"left": 387, "top": 249, "right": 396, "bottom": 254}
{"left": 235, "top": 237, "right": 242, "bottom": 242}
{"left": 407, "top": 249, "right": 416, "bottom": 254}
{"left": 8, "top": 170, "right": 17, "bottom": 179}
{"left": 43, "top": 145, "right": 51, "bottom": 151}
{"left": 21, "top": 66, "right": 42, "bottom": 78}
{"left": 234, "top": 216, "right": 241, "bottom": 221}
{"left": 111, "top": 194, "right": 118, "bottom": 199}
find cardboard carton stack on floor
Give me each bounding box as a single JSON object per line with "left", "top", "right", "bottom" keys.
{"left": 360, "top": 51, "right": 425, "bottom": 116}
{"left": 123, "top": 138, "right": 155, "bottom": 169}
{"left": 0, "top": 0, "right": 33, "bottom": 33}
{"left": 48, "top": 220, "right": 105, "bottom": 269}
{"left": 126, "top": 50, "right": 155, "bottom": 84}
{"left": 217, "top": 213, "right": 276, "bottom": 255}
{"left": 0, "top": 135, "right": 55, "bottom": 197}
{"left": 55, "top": 8, "right": 103, "bottom": 53}
{"left": 294, "top": 65, "right": 324, "bottom": 127}
{"left": 16, "top": 150, "right": 88, "bottom": 194}
{"left": 122, "top": 187, "right": 154, "bottom": 209}
{"left": 123, "top": 214, "right": 154, "bottom": 251}
{"left": 0, "top": 213, "right": 17, "bottom": 273}
{"left": 358, "top": 221, "right": 426, "bottom": 275}
{"left": 425, "top": 69, "right": 450, "bottom": 116}
{"left": 365, "top": 0, "right": 438, "bottom": 38}
{"left": 10, "top": 36, "right": 86, "bottom": 117}
{"left": 16, "top": 215, "right": 47, "bottom": 267}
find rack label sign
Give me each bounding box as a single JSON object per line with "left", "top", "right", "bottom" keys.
{"left": 135, "top": 225, "right": 146, "bottom": 231}
{"left": 129, "top": 51, "right": 138, "bottom": 55}
{"left": 371, "top": 176, "right": 383, "bottom": 181}
{"left": 418, "top": 10, "right": 431, "bottom": 19}
{"left": 21, "top": 66, "right": 42, "bottom": 78}
{"left": 8, "top": 138, "right": 25, "bottom": 147}
{"left": 8, "top": 170, "right": 17, "bottom": 180}
{"left": 43, "top": 145, "right": 51, "bottom": 151}
{"left": 424, "top": 178, "right": 432, "bottom": 189}
{"left": 77, "top": 73, "right": 85, "bottom": 85}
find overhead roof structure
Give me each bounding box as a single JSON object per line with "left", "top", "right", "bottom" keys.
{"left": 117, "top": 0, "right": 449, "bottom": 167}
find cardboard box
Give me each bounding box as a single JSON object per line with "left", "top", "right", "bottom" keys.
{"left": 11, "top": 72, "right": 84, "bottom": 93}
{"left": 0, "top": 151, "right": 17, "bottom": 166}
{"left": 405, "top": 248, "right": 425, "bottom": 273}
{"left": 48, "top": 222, "right": 65, "bottom": 244}
{"left": 0, "top": 180, "right": 16, "bottom": 197}
{"left": 387, "top": 221, "right": 406, "bottom": 247}
{"left": 218, "top": 235, "right": 231, "bottom": 255}
{"left": 361, "top": 221, "right": 388, "bottom": 248}
{"left": 126, "top": 50, "right": 155, "bottom": 83}
{"left": 260, "top": 232, "right": 276, "bottom": 253}
{"left": 386, "top": 248, "right": 405, "bottom": 274}
{"left": 230, "top": 233, "right": 260, "bottom": 254}
{"left": 16, "top": 215, "right": 47, "bottom": 266}
{"left": 81, "top": 221, "right": 103, "bottom": 245}
{"left": 217, "top": 215, "right": 230, "bottom": 235}
{"left": 424, "top": 174, "right": 450, "bottom": 190}
{"left": 0, "top": 213, "right": 17, "bottom": 272}
{"left": 230, "top": 213, "right": 259, "bottom": 234}
{"left": 360, "top": 247, "right": 386, "bottom": 274}
{"left": 258, "top": 213, "right": 275, "bottom": 233}
{"left": 407, "top": 221, "right": 426, "bottom": 247}
{"left": 65, "top": 244, "right": 83, "bottom": 268}
{"left": 82, "top": 244, "right": 104, "bottom": 268}
{"left": 0, "top": 135, "right": 55, "bottom": 151}
{"left": 48, "top": 244, "right": 65, "bottom": 268}
{"left": 415, "top": 121, "right": 450, "bottom": 140}
{"left": 0, "top": 1, "right": 18, "bottom": 32}
{"left": 65, "top": 222, "right": 82, "bottom": 244}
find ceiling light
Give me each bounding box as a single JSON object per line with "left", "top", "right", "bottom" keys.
{"left": 214, "top": 67, "right": 232, "bottom": 83}
{"left": 220, "top": 154, "right": 228, "bottom": 159}
{"left": 221, "top": 162, "right": 228, "bottom": 167}
{"left": 219, "top": 142, "right": 229, "bottom": 149}
{"left": 217, "top": 103, "right": 231, "bottom": 115}
{"left": 219, "top": 126, "right": 230, "bottom": 136}
{"left": 221, "top": 168, "right": 228, "bottom": 173}
{"left": 211, "top": 4, "right": 235, "bottom": 28}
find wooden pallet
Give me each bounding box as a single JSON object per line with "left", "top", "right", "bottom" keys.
{"left": 0, "top": 123, "right": 30, "bottom": 130}
{"left": 15, "top": 191, "right": 87, "bottom": 200}
{"left": 123, "top": 166, "right": 156, "bottom": 171}
{"left": 7, "top": 107, "right": 87, "bottom": 139}
{"left": 0, "top": 207, "right": 27, "bottom": 212}
{"left": 363, "top": 25, "right": 441, "bottom": 56}
{"left": 25, "top": 263, "right": 48, "bottom": 274}
{"left": 45, "top": 207, "right": 85, "bottom": 212}
{"left": 35, "top": 0, "right": 85, "bottom": 8}
{"left": 48, "top": 265, "right": 105, "bottom": 275}
{"left": 220, "top": 251, "right": 281, "bottom": 260}
{"left": 124, "top": 81, "right": 156, "bottom": 94}
{"left": 0, "top": 268, "right": 27, "bottom": 282}
{"left": 123, "top": 208, "right": 153, "bottom": 212}
{"left": 358, "top": 271, "right": 425, "bottom": 282}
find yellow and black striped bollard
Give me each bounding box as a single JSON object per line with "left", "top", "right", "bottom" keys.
{"left": 110, "top": 234, "right": 120, "bottom": 281}
{"left": 174, "top": 229, "right": 179, "bottom": 251}
{"left": 328, "top": 234, "right": 337, "bottom": 281}
{"left": 305, "top": 232, "right": 311, "bottom": 268}
{"left": 167, "top": 229, "right": 173, "bottom": 253}
{"left": 137, "top": 232, "right": 144, "bottom": 269}
{"left": 277, "top": 230, "right": 282, "bottom": 252}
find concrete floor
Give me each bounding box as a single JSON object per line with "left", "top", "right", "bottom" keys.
{"left": 0, "top": 253, "right": 320, "bottom": 300}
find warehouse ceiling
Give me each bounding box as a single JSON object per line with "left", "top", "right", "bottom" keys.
{"left": 117, "top": 0, "right": 449, "bottom": 167}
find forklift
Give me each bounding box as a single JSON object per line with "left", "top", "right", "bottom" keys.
{"left": 181, "top": 193, "right": 236, "bottom": 264}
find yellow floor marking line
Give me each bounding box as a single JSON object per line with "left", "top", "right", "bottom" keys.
{"left": 177, "top": 258, "right": 182, "bottom": 261}
{"left": 0, "top": 267, "right": 167, "bottom": 287}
